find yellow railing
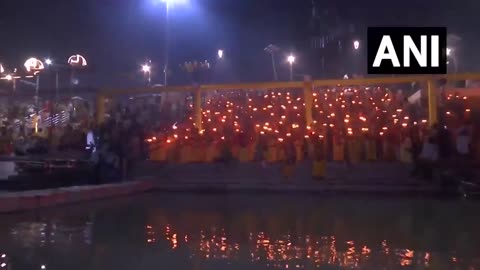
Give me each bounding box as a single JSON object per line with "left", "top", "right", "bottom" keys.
{"left": 97, "top": 73, "right": 480, "bottom": 130}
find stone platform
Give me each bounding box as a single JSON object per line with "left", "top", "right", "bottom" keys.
{"left": 0, "top": 161, "right": 447, "bottom": 214}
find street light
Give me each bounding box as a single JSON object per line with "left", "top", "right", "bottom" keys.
{"left": 24, "top": 58, "right": 45, "bottom": 73}
{"left": 4, "top": 74, "right": 17, "bottom": 96}
{"left": 68, "top": 54, "right": 87, "bottom": 67}
{"left": 44, "top": 58, "right": 63, "bottom": 100}
{"left": 287, "top": 55, "right": 295, "bottom": 64}
{"left": 153, "top": 0, "right": 188, "bottom": 87}
{"left": 218, "top": 49, "right": 224, "bottom": 59}
{"left": 0, "top": 64, "right": 4, "bottom": 73}
{"left": 352, "top": 40, "right": 361, "bottom": 75}
{"left": 264, "top": 44, "right": 280, "bottom": 81}
{"left": 287, "top": 55, "right": 295, "bottom": 81}
{"left": 24, "top": 57, "right": 45, "bottom": 108}
{"left": 155, "top": 0, "right": 188, "bottom": 5}
{"left": 446, "top": 47, "right": 458, "bottom": 73}
{"left": 142, "top": 62, "right": 152, "bottom": 86}
{"left": 142, "top": 64, "right": 151, "bottom": 73}
{"left": 447, "top": 33, "right": 461, "bottom": 74}
{"left": 353, "top": 40, "right": 360, "bottom": 50}
{"left": 68, "top": 54, "right": 87, "bottom": 88}
{"left": 45, "top": 58, "right": 55, "bottom": 96}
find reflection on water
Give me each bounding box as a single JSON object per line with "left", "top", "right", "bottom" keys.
{"left": 9, "top": 221, "right": 93, "bottom": 248}
{"left": 1, "top": 194, "right": 480, "bottom": 269}
{"left": 145, "top": 225, "right": 456, "bottom": 269}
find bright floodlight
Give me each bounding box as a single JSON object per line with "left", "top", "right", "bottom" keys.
{"left": 142, "top": 64, "right": 151, "bottom": 73}
{"left": 353, "top": 40, "right": 360, "bottom": 50}
{"left": 446, "top": 47, "right": 451, "bottom": 56}
{"left": 287, "top": 55, "right": 295, "bottom": 64}
{"left": 155, "top": 0, "right": 188, "bottom": 6}
{"left": 45, "top": 58, "right": 52, "bottom": 65}
{"left": 5, "top": 74, "right": 12, "bottom": 81}
{"left": 0, "top": 64, "right": 3, "bottom": 73}
{"left": 162, "top": 0, "right": 188, "bottom": 4}
{"left": 218, "top": 49, "right": 224, "bottom": 59}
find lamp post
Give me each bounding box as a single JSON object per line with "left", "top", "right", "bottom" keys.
{"left": 67, "top": 54, "right": 88, "bottom": 116}
{"left": 24, "top": 58, "right": 45, "bottom": 109}
{"left": 155, "top": 0, "right": 188, "bottom": 86}
{"left": 67, "top": 54, "right": 88, "bottom": 92}
{"left": 264, "top": 44, "right": 280, "bottom": 81}
{"left": 4, "top": 74, "right": 15, "bottom": 93}
{"left": 142, "top": 61, "right": 152, "bottom": 86}
{"left": 0, "top": 64, "right": 8, "bottom": 91}
{"left": 352, "top": 40, "right": 360, "bottom": 76}
{"left": 446, "top": 34, "right": 461, "bottom": 74}
{"left": 287, "top": 54, "right": 295, "bottom": 81}
{"left": 45, "top": 58, "right": 61, "bottom": 101}
{"left": 1, "top": 72, "right": 20, "bottom": 104}
{"left": 164, "top": 1, "right": 170, "bottom": 87}
{"left": 446, "top": 47, "right": 458, "bottom": 73}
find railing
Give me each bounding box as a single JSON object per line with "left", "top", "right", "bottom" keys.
{"left": 97, "top": 73, "right": 480, "bottom": 130}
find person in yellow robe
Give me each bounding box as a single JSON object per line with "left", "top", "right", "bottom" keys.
{"left": 282, "top": 139, "right": 296, "bottom": 180}
{"left": 333, "top": 135, "right": 345, "bottom": 162}
{"left": 399, "top": 135, "right": 413, "bottom": 163}
{"left": 312, "top": 137, "right": 326, "bottom": 180}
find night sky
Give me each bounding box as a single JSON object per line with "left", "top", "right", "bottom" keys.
{"left": 0, "top": 0, "right": 479, "bottom": 87}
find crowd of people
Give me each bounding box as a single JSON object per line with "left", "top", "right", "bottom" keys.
{"left": 140, "top": 86, "right": 477, "bottom": 181}
{"left": 0, "top": 84, "right": 475, "bottom": 185}
{"left": 0, "top": 99, "right": 93, "bottom": 156}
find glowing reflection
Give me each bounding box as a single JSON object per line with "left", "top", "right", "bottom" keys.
{"left": 138, "top": 221, "right": 479, "bottom": 269}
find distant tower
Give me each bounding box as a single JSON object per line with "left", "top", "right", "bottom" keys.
{"left": 309, "top": 0, "right": 327, "bottom": 50}
{"left": 310, "top": 0, "right": 319, "bottom": 35}
{"left": 308, "top": 0, "right": 357, "bottom": 78}
{"left": 308, "top": 0, "right": 339, "bottom": 77}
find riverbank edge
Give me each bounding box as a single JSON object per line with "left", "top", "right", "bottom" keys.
{"left": 0, "top": 180, "right": 446, "bottom": 214}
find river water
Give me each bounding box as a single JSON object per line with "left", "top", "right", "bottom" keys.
{"left": 1, "top": 193, "right": 479, "bottom": 269}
